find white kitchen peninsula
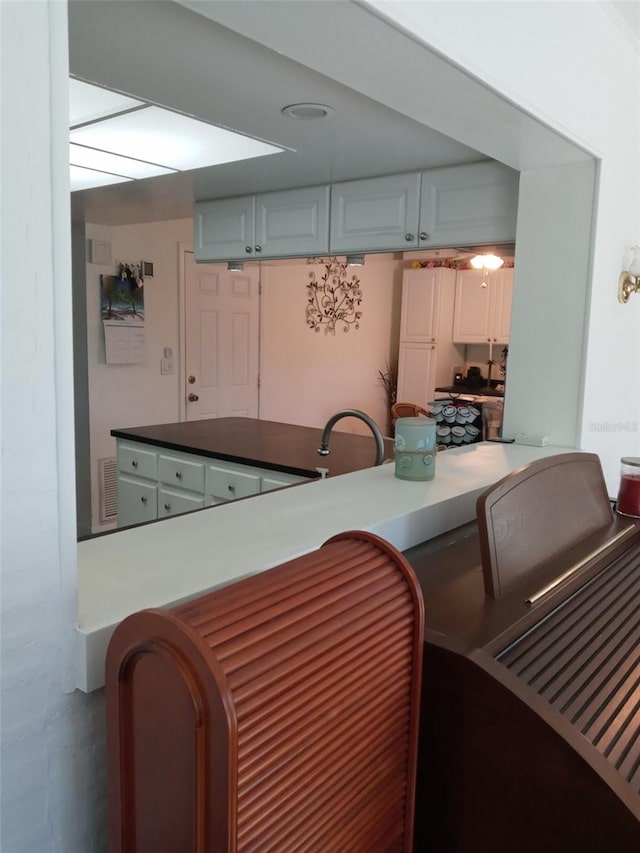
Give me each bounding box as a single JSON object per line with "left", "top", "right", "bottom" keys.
{"left": 76, "top": 442, "right": 570, "bottom": 692}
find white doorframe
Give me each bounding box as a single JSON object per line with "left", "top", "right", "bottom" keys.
{"left": 177, "top": 241, "right": 191, "bottom": 422}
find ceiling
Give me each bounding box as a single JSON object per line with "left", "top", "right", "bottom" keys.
{"left": 68, "top": 0, "right": 486, "bottom": 226}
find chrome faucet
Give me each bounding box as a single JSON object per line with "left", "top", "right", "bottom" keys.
{"left": 318, "top": 409, "right": 385, "bottom": 466}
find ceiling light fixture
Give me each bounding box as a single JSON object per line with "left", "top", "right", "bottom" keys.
{"left": 281, "top": 103, "right": 334, "bottom": 120}
{"left": 470, "top": 253, "right": 504, "bottom": 288}
{"left": 69, "top": 143, "right": 175, "bottom": 180}
{"left": 69, "top": 165, "right": 132, "bottom": 193}
{"left": 69, "top": 79, "right": 287, "bottom": 192}
{"left": 346, "top": 254, "right": 365, "bottom": 267}
{"left": 470, "top": 253, "right": 504, "bottom": 271}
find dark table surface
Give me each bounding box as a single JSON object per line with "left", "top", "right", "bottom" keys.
{"left": 112, "top": 417, "right": 394, "bottom": 479}
{"left": 435, "top": 384, "right": 505, "bottom": 398}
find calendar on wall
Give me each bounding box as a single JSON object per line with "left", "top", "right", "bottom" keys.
{"left": 100, "top": 271, "right": 145, "bottom": 365}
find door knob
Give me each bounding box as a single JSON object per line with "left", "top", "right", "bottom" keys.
{"left": 188, "top": 375, "right": 196, "bottom": 384}
{"left": 188, "top": 393, "right": 199, "bottom": 402}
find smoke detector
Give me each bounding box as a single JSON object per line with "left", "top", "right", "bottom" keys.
{"left": 281, "top": 103, "right": 334, "bottom": 120}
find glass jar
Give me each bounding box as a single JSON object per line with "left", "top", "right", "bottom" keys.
{"left": 616, "top": 457, "right": 640, "bottom": 517}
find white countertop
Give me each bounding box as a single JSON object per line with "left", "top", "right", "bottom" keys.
{"left": 76, "top": 442, "right": 570, "bottom": 692}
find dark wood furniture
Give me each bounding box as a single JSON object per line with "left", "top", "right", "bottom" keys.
{"left": 405, "top": 452, "right": 640, "bottom": 851}
{"left": 106, "top": 531, "right": 424, "bottom": 852}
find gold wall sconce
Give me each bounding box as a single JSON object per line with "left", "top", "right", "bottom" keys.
{"left": 618, "top": 246, "right": 640, "bottom": 303}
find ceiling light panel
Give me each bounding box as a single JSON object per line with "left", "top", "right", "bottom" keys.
{"left": 70, "top": 165, "right": 132, "bottom": 193}
{"left": 70, "top": 106, "right": 284, "bottom": 171}
{"left": 70, "top": 79, "right": 143, "bottom": 127}
{"left": 69, "top": 143, "right": 176, "bottom": 180}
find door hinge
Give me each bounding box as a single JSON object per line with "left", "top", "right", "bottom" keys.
{"left": 257, "top": 374, "right": 261, "bottom": 388}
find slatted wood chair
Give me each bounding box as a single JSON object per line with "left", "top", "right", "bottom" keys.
{"left": 391, "top": 402, "right": 430, "bottom": 422}
{"left": 106, "top": 530, "right": 424, "bottom": 852}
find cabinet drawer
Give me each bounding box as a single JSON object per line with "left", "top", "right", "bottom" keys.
{"left": 206, "top": 464, "right": 261, "bottom": 500}
{"left": 261, "top": 473, "right": 307, "bottom": 492}
{"left": 118, "top": 444, "right": 158, "bottom": 481}
{"left": 117, "top": 477, "right": 157, "bottom": 527}
{"left": 158, "top": 488, "right": 205, "bottom": 518}
{"left": 159, "top": 454, "right": 205, "bottom": 494}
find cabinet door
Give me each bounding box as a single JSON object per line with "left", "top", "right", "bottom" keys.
{"left": 397, "top": 342, "right": 437, "bottom": 408}
{"left": 194, "top": 196, "right": 255, "bottom": 261}
{"left": 419, "top": 161, "right": 519, "bottom": 247}
{"left": 330, "top": 173, "right": 420, "bottom": 253}
{"left": 453, "top": 269, "right": 493, "bottom": 344}
{"left": 400, "top": 268, "right": 443, "bottom": 343}
{"left": 492, "top": 268, "right": 513, "bottom": 344}
{"left": 158, "top": 488, "right": 205, "bottom": 518}
{"left": 255, "top": 186, "right": 329, "bottom": 258}
{"left": 117, "top": 477, "right": 157, "bottom": 527}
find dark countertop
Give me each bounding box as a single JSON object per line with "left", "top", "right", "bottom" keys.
{"left": 111, "top": 417, "right": 394, "bottom": 479}
{"left": 435, "top": 384, "right": 504, "bottom": 398}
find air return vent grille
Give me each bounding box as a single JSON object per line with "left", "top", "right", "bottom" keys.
{"left": 98, "top": 457, "right": 117, "bottom": 523}
{"left": 497, "top": 540, "right": 640, "bottom": 792}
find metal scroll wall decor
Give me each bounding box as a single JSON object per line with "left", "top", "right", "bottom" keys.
{"left": 306, "top": 257, "right": 363, "bottom": 334}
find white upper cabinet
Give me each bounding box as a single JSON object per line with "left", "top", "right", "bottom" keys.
{"left": 492, "top": 268, "right": 513, "bottom": 344}
{"left": 255, "top": 186, "right": 330, "bottom": 258}
{"left": 453, "top": 268, "right": 514, "bottom": 344}
{"left": 195, "top": 196, "right": 255, "bottom": 262}
{"left": 329, "top": 173, "right": 421, "bottom": 253}
{"left": 195, "top": 161, "right": 519, "bottom": 260}
{"left": 419, "top": 162, "right": 519, "bottom": 248}
{"left": 399, "top": 268, "right": 443, "bottom": 343}
{"left": 195, "top": 185, "right": 330, "bottom": 262}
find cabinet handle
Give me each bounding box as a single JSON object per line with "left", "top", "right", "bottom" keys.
{"left": 228, "top": 484, "right": 236, "bottom": 493}
{"left": 175, "top": 471, "right": 183, "bottom": 480}
{"left": 254, "top": 244, "right": 262, "bottom": 253}
{"left": 419, "top": 232, "right": 429, "bottom": 241}
{"left": 131, "top": 460, "right": 138, "bottom": 468}
{"left": 140, "top": 496, "right": 147, "bottom": 504}
{"left": 405, "top": 233, "right": 414, "bottom": 242}
{"left": 493, "top": 338, "right": 497, "bottom": 342}
{"left": 164, "top": 503, "right": 171, "bottom": 511}
{"left": 487, "top": 338, "right": 491, "bottom": 342}
{"left": 245, "top": 246, "right": 252, "bottom": 254}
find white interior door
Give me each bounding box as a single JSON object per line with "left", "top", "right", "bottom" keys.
{"left": 183, "top": 249, "right": 260, "bottom": 421}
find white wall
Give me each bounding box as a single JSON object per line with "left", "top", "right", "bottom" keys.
{"left": 3, "top": 3, "right": 640, "bottom": 853}
{"left": 84, "top": 233, "right": 402, "bottom": 529}
{"left": 260, "top": 256, "right": 402, "bottom": 436}
{"left": 2, "top": 2, "right": 107, "bottom": 851}
{"left": 365, "top": 1, "right": 640, "bottom": 488}
{"left": 85, "top": 220, "right": 190, "bottom": 531}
